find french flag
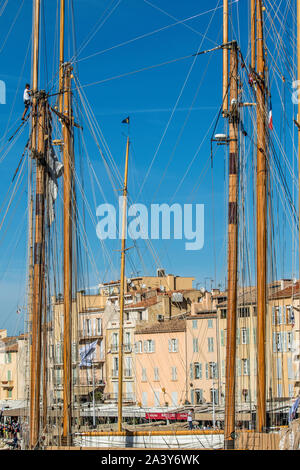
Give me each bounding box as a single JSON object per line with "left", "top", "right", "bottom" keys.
{"left": 268, "top": 100, "right": 273, "bottom": 131}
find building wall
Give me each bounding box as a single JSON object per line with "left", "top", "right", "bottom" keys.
{"left": 217, "top": 303, "right": 257, "bottom": 407}
{"left": 186, "top": 313, "right": 219, "bottom": 405}
{"left": 267, "top": 297, "right": 300, "bottom": 400}
{"left": 134, "top": 328, "right": 186, "bottom": 408}
{"left": 0, "top": 332, "right": 27, "bottom": 400}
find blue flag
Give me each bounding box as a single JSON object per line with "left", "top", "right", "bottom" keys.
{"left": 79, "top": 340, "right": 98, "bottom": 367}
{"left": 288, "top": 397, "right": 300, "bottom": 423}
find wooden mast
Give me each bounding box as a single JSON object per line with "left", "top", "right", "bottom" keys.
{"left": 59, "top": 0, "right": 65, "bottom": 115}
{"left": 29, "top": 92, "right": 47, "bottom": 449}
{"left": 255, "top": 0, "right": 267, "bottom": 432}
{"left": 224, "top": 41, "right": 239, "bottom": 450}
{"left": 29, "top": 0, "right": 43, "bottom": 449}
{"left": 251, "top": 0, "right": 256, "bottom": 71}
{"left": 297, "top": 0, "right": 300, "bottom": 293}
{"left": 117, "top": 136, "right": 130, "bottom": 433}
{"left": 223, "top": 0, "right": 229, "bottom": 114}
{"left": 62, "top": 63, "right": 74, "bottom": 445}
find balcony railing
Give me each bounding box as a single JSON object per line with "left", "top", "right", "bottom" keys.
{"left": 124, "top": 369, "right": 133, "bottom": 378}
{"left": 103, "top": 393, "right": 135, "bottom": 402}
{"left": 79, "top": 330, "right": 103, "bottom": 341}
{"left": 110, "top": 344, "right": 132, "bottom": 353}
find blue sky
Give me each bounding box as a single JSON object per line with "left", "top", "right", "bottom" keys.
{"left": 0, "top": 0, "right": 298, "bottom": 334}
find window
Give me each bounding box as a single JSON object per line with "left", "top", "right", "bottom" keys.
{"left": 222, "top": 360, "right": 225, "bottom": 377}
{"left": 195, "top": 389, "right": 203, "bottom": 404}
{"left": 112, "top": 333, "right": 118, "bottom": 351}
{"left": 242, "top": 389, "right": 249, "bottom": 402}
{"left": 193, "top": 338, "right": 199, "bottom": 353}
{"left": 142, "top": 368, "right": 147, "bottom": 382}
{"left": 277, "top": 358, "right": 282, "bottom": 379}
{"left": 96, "top": 318, "right": 102, "bottom": 335}
{"left": 154, "top": 367, "right": 159, "bottom": 381}
{"left": 8, "top": 389, "right": 12, "bottom": 398}
{"left": 209, "top": 362, "right": 218, "bottom": 379}
{"left": 139, "top": 311, "right": 143, "bottom": 321}
{"left": 288, "top": 332, "right": 293, "bottom": 351}
{"left": 220, "top": 309, "right": 227, "bottom": 319}
{"left": 241, "top": 328, "right": 249, "bottom": 345}
{"left": 113, "top": 357, "right": 119, "bottom": 376}
{"left": 7, "top": 370, "right": 12, "bottom": 381}
{"left": 169, "top": 338, "right": 179, "bottom": 352}
{"left": 221, "top": 329, "right": 226, "bottom": 347}
{"left": 86, "top": 319, "right": 91, "bottom": 336}
{"left": 135, "top": 341, "right": 142, "bottom": 354}
{"left": 71, "top": 343, "right": 77, "bottom": 362}
{"left": 208, "top": 319, "right": 213, "bottom": 329}
{"left": 171, "top": 392, "right": 178, "bottom": 406}
{"left": 210, "top": 388, "right": 218, "bottom": 405}
{"left": 276, "top": 333, "right": 282, "bottom": 352}
{"left": 208, "top": 337, "right": 214, "bottom": 352}
{"left": 287, "top": 306, "right": 295, "bottom": 325}
{"left": 144, "top": 339, "right": 155, "bottom": 353}
{"left": 5, "top": 352, "right": 12, "bottom": 364}
{"left": 242, "top": 359, "right": 250, "bottom": 376}
{"left": 288, "top": 358, "right": 293, "bottom": 380}
{"left": 194, "top": 362, "right": 202, "bottom": 379}
{"left": 154, "top": 391, "right": 160, "bottom": 406}
{"left": 192, "top": 319, "right": 198, "bottom": 329}
{"left": 171, "top": 366, "right": 177, "bottom": 381}
{"left": 289, "top": 384, "right": 294, "bottom": 398}
{"left": 125, "top": 332, "right": 131, "bottom": 347}
{"left": 238, "top": 307, "right": 250, "bottom": 318}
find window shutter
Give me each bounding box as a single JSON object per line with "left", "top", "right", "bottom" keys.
{"left": 168, "top": 340, "right": 172, "bottom": 352}
{"left": 272, "top": 306, "right": 275, "bottom": 325}
{"left": 283, "top": 332, "right": 287, "bottom": 352}
{"left": 283, "top": 306, "right": 286, "bottom": 324}
{"left": 238, "top": 359, "right": 241, "bottom": 376}
{"left": 221, "top": 330, "right": 224, "bottom": 346}
{"left": 175, "top": 339, "right": 179, "bottom": 352}
{"left": 288, "top": 358, "right": 293, "bottom": 379}
{"left": 279, "top": 306, "right": 282, "bottom": 325}
{"left": 152, "top": 340, "right": 155, "bottom": 353}
{"left": 236, "top": 328, "right": 240, "bottom": 345}
{"left": 253, "top": 328, "right": 256, "bottom": 344}
{"left": 190, "top": 363, "right": 193, "bottom": 380}
{"left": 199, "top": 363, "right": 202, "bottom": 379}
{"left": 273, "top": 332, "right": 276, "bottom": 353}
{"left": 144, "top": 341, "right": 148, "bottom": 353}
{"left": 205, "top": 363, "right": 209, "bottom": 379}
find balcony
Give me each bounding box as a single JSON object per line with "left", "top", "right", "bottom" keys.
{"left": 79, "top": 330, "right": 103, "bottom": 342}
{"left": 103, "top": 393, "right": 135, "bottom": 403}
{"left": 110, "top": 344, "right": 132, "bottom": 353}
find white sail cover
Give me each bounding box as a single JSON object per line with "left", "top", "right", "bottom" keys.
{"left": 47, "top": 145, "right": 63, "bottom": 225}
